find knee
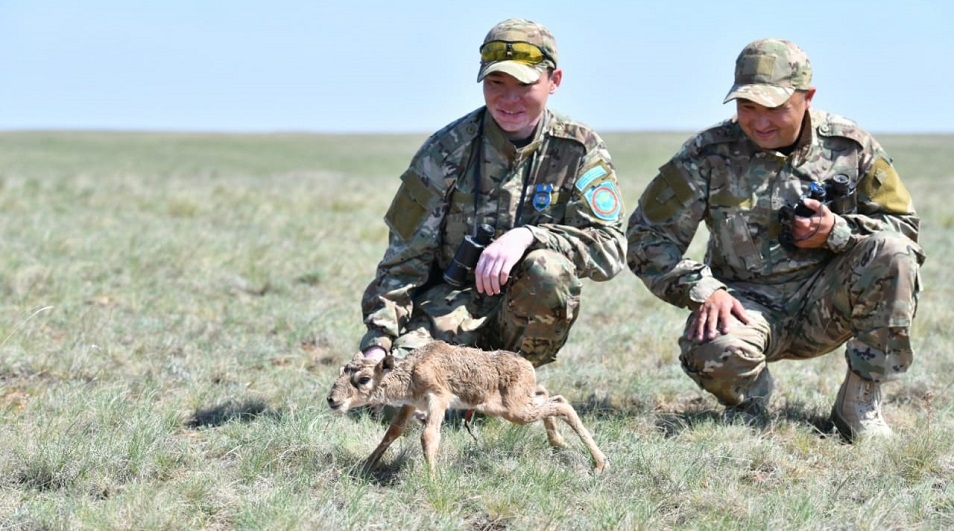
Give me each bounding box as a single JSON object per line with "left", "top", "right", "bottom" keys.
{"left": 511, "top": 250, "right": 581, "bottom": 304}
{"left": 679, "top": 330, "right": 768, "bottom": 405}
{"left": 859, "top": 232, "right": 924, "bottom": 271}
{"left": 520, "top": 249, "right": 578, "bottom": 283}
{"left": 848, "top": 232, "right": 924, "bottom": 307}
{"left": 680, "top": 334, "right": 765, "bottom": 376}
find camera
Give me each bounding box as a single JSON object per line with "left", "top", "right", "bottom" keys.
{"left": 443, "top": 224, "right": 495, "bottom": 287}
{"left": 778, "top": 174, "right": 855, "bottom": 250}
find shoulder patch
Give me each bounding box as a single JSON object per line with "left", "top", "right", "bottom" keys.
{"left": 638, "top": 161, "right": 696, "bottom": 224}
{"left": 385, "top": 169, "right": 439, "bottom": 241}
{"left": 584, "top": 182, "right": 622, "bottom": 221}
{"left": 858, "top": 156, "right": 912, "bottom": 213}
{"left": 575, "top": 161, "right": 611, "bottom": 192}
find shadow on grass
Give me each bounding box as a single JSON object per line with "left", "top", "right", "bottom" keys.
{"left": 184, "top": 397, "right": 280, "bottom": 429}
{"left": 11, "top": 462, "right": 74, "bottom": 492}
{"left": 653, "top": 398, "right": 727, "bottom": 438}
{"left": 575, "top": 392, "right": 725, "bottom": 438}
{"left": 340, "top": 446, "right": 414, "bottom": 486}
{"left": 576, "top": 392, "right": 844, "bottom": 441}
{"left": 657, "top": 398, "right": 842, "bottom": 441}
{"left": 574, "top": 393, "right": 656, "bottom": 419}
{"left": 776, "top": 400, "right": 841, "bottom": 440}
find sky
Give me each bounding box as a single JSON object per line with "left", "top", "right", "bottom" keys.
{"left": 2, "top": 0, "right": 952, "bottom": 134}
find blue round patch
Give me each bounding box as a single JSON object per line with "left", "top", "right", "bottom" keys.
{"left": 587, "top": 183, "right": 621, "bottom": 221}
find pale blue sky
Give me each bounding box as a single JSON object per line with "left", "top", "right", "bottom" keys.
{"left": 2, "top": 0, "right": 951, "bottom": 134}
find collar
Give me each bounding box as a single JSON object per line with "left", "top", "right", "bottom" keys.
{"left": 787, "top": 109, "right": 816, "bottom": 165}
{"left": 482, "top": 108, "right": 548, "bottom": 161}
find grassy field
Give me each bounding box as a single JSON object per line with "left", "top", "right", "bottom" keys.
{"left": 0, "top": 130, "right": 952, "bottom": 529}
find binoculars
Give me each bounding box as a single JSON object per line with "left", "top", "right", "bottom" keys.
{"left": 443, "top": 224, "right": 495, "bottom": 288}
{"left": 778, "top": 174, "right": 855, "bottom": 250}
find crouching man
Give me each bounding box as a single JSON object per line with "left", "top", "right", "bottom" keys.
{"left": 625, "top": 38, "right": 925, "bottom": 440}
{"left": 358, "top": 18, "right": 626, "bottom": 369}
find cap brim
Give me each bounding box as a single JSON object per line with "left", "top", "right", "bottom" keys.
{"left": 477, "top": 61, "right": 542, "bottom": 83}
{"left": 723, "top": 84, "right": 795, "bottom": 107}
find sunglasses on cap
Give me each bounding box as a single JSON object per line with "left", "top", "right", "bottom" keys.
{"left": 479, "top": 40, "right": 555, "bottom": 67}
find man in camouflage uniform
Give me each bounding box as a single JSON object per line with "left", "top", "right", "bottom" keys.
{"left": 359, "top": 18, "right": 626, "bottom": 368}
{"left": 626, "top": 38, "right": 924, "bottom": 441}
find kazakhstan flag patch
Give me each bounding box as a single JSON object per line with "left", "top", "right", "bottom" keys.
{"left": 585, "top": 182, "right": 621, "bottom": 221}
{"left": 576, "top": 161, "right": 620, "bottom": 221}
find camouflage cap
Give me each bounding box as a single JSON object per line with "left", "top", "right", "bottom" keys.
{"left": 723, "top": 38, "right": 812, "bottom": 107}
{"left": 477, "top": 18, "right": 558, "bottom": 84}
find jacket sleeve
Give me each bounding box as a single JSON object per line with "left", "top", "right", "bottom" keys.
{"left": 625, "top": 154, "right": 725, "bottom": 309}
{"left": 826, "top": 142, "right": 920, "bottom": 252}
{"left": 524, "top": 143, "right": 627, "bottom": 282}
{"left": 358, "top": 163, "right": 447, "bottom": 352}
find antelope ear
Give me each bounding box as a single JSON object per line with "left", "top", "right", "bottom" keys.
{"left": 350, "top": 351, "right": 364, "bottom": 363}
{"left": 381, "top": 355, "right": 395, "bottom": 372}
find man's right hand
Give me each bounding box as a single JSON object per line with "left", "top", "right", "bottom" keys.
{"left": 363, "top": 346, "right": 386, "bottom": 362}
{"left": 690, "top": 289, "right": 750, "bottom": 342}
{"left": 791, "top": 198, "right": 836, "bottom": 249}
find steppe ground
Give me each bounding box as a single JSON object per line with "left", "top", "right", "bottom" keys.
{"left": 0, "top": 131, "right": 952, "bottom": 529}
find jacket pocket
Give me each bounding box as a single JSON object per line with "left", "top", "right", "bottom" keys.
{"left": 709, "top": 207, "right": 762, "bottom": 273}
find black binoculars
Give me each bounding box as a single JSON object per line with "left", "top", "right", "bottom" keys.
{"left": 443, "top": 224, "right": 495, "bottom": 288}
{"left": 778, "top": 174, "right": 855, "bottom": 250}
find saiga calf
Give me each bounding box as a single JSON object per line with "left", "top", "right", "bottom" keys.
{"left": 326, "top": 341, "right": 607, "bottom": 475}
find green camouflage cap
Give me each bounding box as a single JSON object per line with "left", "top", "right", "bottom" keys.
{"left": 723, "top": 38, "right": 812, "bottom": 107}
{"left": 477, "top": 18, "right": 558, "bottom": 83}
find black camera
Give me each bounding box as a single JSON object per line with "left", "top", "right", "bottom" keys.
{"left": 443, "top": 224, "right": 495, "bottom": 287}
{"left": 778, "top": 174, "right": 855, "bottom": 250}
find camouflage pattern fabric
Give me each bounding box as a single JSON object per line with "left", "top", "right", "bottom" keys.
{"left": 723, "top": 39, "right": 812, "bottom": 108}
{"left": 481, "top": 18, "right": 558, "bottom": 68}
{"left": 477, "top": 18, "right": 558, "bottom": 83}
{"left": 627, "top": 108, "right": 924, "bottom": 404}
{"left": 361, "top": 107, "right": 625, "bottom": 366}
{"left": 677, "top": 232, "right": 922, "bottom": 405}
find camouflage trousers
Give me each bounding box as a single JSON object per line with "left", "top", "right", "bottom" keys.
{"left": 679, "top": 232, "right": 925, "bottom": 406}
{"left": 391, "top": 249, "right": 582, "bottom": 367}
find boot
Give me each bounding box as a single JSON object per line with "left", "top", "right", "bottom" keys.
{"left": 831, "top": 367, "right": 892, "bottom": 441}
{"left": 724, "top": 369, "right": 774, "bottom": 421}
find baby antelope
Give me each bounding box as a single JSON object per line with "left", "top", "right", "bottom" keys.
{"left": 326, "top": 341, "right": 607, "bottom": 475}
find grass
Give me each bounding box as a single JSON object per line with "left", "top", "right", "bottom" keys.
{"left": 1, "top": 130, "right": 953, "bottom": 529}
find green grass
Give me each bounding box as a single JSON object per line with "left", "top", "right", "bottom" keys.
{"left": 1, "top": 130, "right": 953, "bottom": 529}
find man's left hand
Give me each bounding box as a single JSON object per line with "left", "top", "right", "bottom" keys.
{"left": 475, "top": 227, "right": 534, "bottom": 295}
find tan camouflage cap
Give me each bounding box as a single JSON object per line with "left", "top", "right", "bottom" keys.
{"left": 723, "top": 38, "right": 812, "bottom": 107}
{"left": 477, "top": 18, "right": 558, "bottom": 84}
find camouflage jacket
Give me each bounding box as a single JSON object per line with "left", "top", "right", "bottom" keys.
{"left": 360, "top": 107, "right": 626, "bottom": 352}
{"left": 627, "top": 108, "right": 920, "bottom": 310}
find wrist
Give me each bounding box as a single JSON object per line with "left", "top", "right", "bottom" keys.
{"left": 688, "top": 277, "right": 727, "bottom": 310}
{"left": 824, "top": 214, "right": 851, "bottom": 252}
{"left": 521, "top": 225, "right": 537, "bottom": 247}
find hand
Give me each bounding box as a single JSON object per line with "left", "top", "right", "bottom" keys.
{"left": 363, "top": 346, "right": 386, "bottom": 363}
{"left": 475, "top": 227, "right": 534, "bottom": 296}
{"left": 791, "top": 198, "right": 835, "bottom": 249}
{"left": 690, "top": 289, "right": 750, "bottom": 342}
